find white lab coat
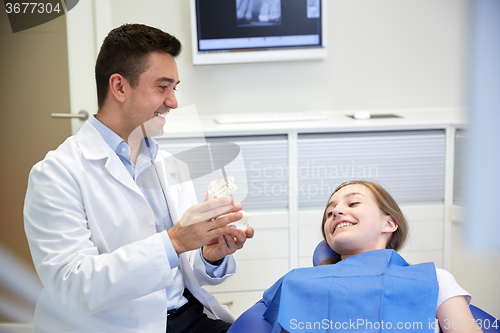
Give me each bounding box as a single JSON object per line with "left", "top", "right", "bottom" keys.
{"left": 24, "top": 122, "right": 236, "bottom": 333}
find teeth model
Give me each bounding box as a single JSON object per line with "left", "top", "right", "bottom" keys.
{"left": 209, "top": 176, "right": 250, "bottom": 231}
{"left": 208, "top": 176, "right": 237, "bottom": 199}
{"left": 218, "top": 211, "right": 250, "bottom": 231}
{"left": 232, "top": 211, "right": 250, "bottom": 230}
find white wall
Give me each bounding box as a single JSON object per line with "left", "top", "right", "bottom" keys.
{"left": 106, "top": 0, "right": 469, "bottom": 115}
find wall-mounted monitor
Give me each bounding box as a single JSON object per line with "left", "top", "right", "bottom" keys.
{"left": 190, "top": 0, "right": 327, "bottom": 65}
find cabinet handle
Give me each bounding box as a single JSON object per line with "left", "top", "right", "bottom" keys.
{"left": 222, "top": 301, "right": 234, "bottom": 306}
{"left": 51, "top": 110, "right": 89, "bottom": 120}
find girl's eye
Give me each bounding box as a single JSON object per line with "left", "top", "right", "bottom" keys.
{"left": 326, "top": 211, "right": 333, "bottom": 218}
{"left": 349, "top": 202, "right": 360, "bottom": 207}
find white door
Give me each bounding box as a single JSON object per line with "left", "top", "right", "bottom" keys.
{"left": 65, "top": 0, "right": 112, "bottom": 134}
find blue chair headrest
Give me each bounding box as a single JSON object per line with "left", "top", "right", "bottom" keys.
{"left": 313, "top": 240, "right": 341, "bottom": 266}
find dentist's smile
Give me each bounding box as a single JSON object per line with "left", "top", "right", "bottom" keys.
{"left": 154, "top": 111, "right": 168, "bottom": 118}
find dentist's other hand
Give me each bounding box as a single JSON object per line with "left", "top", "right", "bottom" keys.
{"left": 168, "top": 197, "right": 243, "bottom": 255}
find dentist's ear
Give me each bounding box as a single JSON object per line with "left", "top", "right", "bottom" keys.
{"left": 108, "top": 73, "right": 128, "bottom": 103}
{"left": 383, "top": 216, "right": 398, "bottom": 233}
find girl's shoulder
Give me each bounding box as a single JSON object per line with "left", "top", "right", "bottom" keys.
{"left": 435, "top": 268, "right": 471, "bottom": 309}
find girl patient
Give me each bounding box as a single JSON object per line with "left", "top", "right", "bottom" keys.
{"left": 231, "top": 180, "right": 483, "bottom": 333}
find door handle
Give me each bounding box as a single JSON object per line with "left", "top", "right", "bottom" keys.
{"left": 51, "top": 110, "right": 89, "bottom": 120}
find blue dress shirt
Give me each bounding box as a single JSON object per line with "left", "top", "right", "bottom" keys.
{"left": 89, "top": 116, "right": 229, "bottom": 310}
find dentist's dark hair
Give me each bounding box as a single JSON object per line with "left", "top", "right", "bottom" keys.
{"left": 95, "top": 23, "right": 182, "bottom": 109}
{"left": 320, "top": 180, "right": 408, "bottom": 265}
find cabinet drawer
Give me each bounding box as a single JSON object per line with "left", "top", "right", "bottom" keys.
{"left": 210, "top": 290, "right": 265, "bottom": 318}
{"left": 204, "top": 258, "right": 288, "bottom": 293}
{"left": 246, "top": 210, "right": 289, "bottom": 229}
{"left": 400, "top": 204, "right": 444, "bottom": 252}
{"left": 234, "top": 227, "right": 289, "bottom": 261}
{"left": 403, "top": 220, "right": 444, "bottom": 252}
{"left": 400, "top": 250, "right": 444, "bottom": 268}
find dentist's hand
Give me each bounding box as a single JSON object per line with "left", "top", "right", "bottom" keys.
{"left": 168, "top": 196, "right": 243, "bottom": 255}
{"left": 202, "top": 224, "right": 255, "bottom": 264}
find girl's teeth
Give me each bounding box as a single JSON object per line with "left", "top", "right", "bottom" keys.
{"left": 335, "top": 222, "right": 354, "bottom": 231}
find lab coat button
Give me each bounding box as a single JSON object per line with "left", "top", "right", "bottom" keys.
{"left": 162, "top": 273, "right": 171, "bottom": 280}
{"left": 143, "top": 214, "right": 153, "bottom": 224}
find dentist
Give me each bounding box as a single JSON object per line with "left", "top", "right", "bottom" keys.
{"left": 24, "top": 24, "right": 253, "bottom": 333}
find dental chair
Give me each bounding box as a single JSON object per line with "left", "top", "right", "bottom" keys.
{"left": 227, "top": 241, "right": 499, "bottom": 333}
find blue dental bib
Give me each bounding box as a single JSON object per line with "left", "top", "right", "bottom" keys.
{"left": 263, "top": 249, "right": 438, "bottom": 332}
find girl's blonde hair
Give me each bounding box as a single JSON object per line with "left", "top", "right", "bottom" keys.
{"left": 320, "top": 180, "right": 408, "bottom": 265}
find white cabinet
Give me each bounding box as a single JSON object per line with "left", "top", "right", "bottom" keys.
{"left": 156, "top": 108, "right": 465, "bottom": 317}
{"left": 159, "top": 135, "right": 289, "bottom": 209}
{"left": 296, "top": 130, "right": 446, "bottom": 206}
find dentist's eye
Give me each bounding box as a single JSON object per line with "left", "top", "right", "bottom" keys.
{"left": 160, "top": 85, "right": 177, "bottom": 92}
